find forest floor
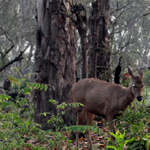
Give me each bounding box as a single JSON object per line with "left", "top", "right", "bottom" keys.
{"left": 1, "top": 101, "right": 150, "bottom": 150}
{"left": 25, "top": 119, "right": 150, "bottom": 150}
{"left": 25, "top": 120, "right": 110, "bottom": 150}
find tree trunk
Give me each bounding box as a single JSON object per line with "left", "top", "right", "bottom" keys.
{"left": 34, "top": 0, "right": 76, "bottom": 130}
{"left": 71, "top": 3, "right": 88, "bottom": 79}
{"left": 89, "top": 0, "right": 110, "bottom": 81}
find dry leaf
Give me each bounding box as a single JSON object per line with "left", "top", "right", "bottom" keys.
{"left": 135, "top": 137, "right": 140, "bottom": 141}
{"left": 97, "top": 144, "right": 105, "bottom": 149}
{"left": 78, "top": 137, "right": 83, "bottom": 142}
{"left": 65, "top": 131, "right": 70, "bottom": 136}
{"left": 24, "top": 146, "right": 32, "bottom": 150}
{"left": 84, "top": 147, "right": 89, "bottom": 150}
{"left": 62, "top": 146, "right": 67, "bottom": 150}
{"left": 105, "top": 37, "right": 109, "bottom": 42}
{"left": 90, "top": 135, "right": 95, "bottom": 139}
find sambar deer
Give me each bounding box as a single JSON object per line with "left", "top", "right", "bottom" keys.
{"left": 71, "top": 67, "right": 144, "bottom": 150}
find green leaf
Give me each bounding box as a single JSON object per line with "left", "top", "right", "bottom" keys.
{"left": 22, "top": 78, "right": 26, "bottom": 82}
{"left": 142, "top": 137, "right": 149, "bottom": 141}
{"left": 35, "top": 83, "right": 41, "bottom": 89}
{"left": 61, "top": 111, "right": 65, "bottom": 115}
{"left": 60, "top": 102, "right": 66, "bottom": 109}
{"left": 124, "top": 137, "right": 135, "bottom": 144}
{"left": 49, "top": 99, "right": 58, "bottom": 105}
{"left": 52, "top": 86, "right": 55, "bottom": 90}
{"left": 24, "top": 87, "right": 31, "bottom": 94}
{"left": 79, "top": 103, "right": 84, "bottom": 107}
{"left": 109, "top": 132, "right": 119, "bottom": 140}
{"left": 15, "top": 68, "right": 19, "bottom": 72}
{"left": 45, "top": 84, "right": 48, "bottom": 91}
{"left": 118, "top": 143, "right": 124, "bottom": 148}
{"left": 12, "top": 82, "right": 16, "bottom": 87}
{"left": 67, "top": 139, "right": 72, "bottom": 144}
{"left": 40, "top": 84, "right": 44, "bottom": 90}
{"left": 106, "top": 146, "right": 117, "bottom": 150}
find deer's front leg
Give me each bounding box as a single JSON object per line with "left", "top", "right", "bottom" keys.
{"left": 107, "top": 116, "right": 116, "bottom": 141}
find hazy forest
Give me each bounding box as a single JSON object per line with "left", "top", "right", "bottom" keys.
{"left": 0, "top": 0, "right": 150, "bottom": 149}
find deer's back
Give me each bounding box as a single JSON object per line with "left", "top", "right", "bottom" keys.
{"left": 71, "top": 78, "right": 127, "bottom": 116}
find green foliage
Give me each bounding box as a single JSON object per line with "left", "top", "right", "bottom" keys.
{"left": 0, "top": 101, "right": 41, "bottom": 149}
{"left": 1, "top": 72, "right": 150, "bottom": 149}
{"left": 107, "top": 130, "right": 149, "bottom": 150}
{"left": 121, "top": 76, "right": 130, "bottom": 87}
{"left": 0, "top": 74, "right": 50, "bottom": 149}
{"left": 126, "top": 135, "right": 149, "bottom": 150}
{"left": 45, "top": 99, "right": 84, "bottom": 131}
{"left": 116, "top": 103, "right": 149, "bottom": 138}
{"left": 67, "top": 125, "right": 98, "bottom": 133}
{"left": 0, "top": 73, "right": 82, "bottom": 149}
{"left": 107, "top": 131, "right": 135, "bottom": 150}
{"left": 8, "top": 75, "right": 48, "bottom": 94}
{"left": 143, "top": 69, "right": 150, "bottom": 86}
{"left": 143, "top": 86, "right": 150, "bottom": 104}
{"left": 111, "top": 101, "right": 150, "bottom": 150}
{"left": 0, "top": 95, "right": 11, "bottom": 101}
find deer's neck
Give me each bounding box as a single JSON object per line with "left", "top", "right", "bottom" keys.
{"left": 119, "top": 86, "right": 135, "bottom": 112}
{"left": 126, "top": 86, "right": 135, "bottom": 101}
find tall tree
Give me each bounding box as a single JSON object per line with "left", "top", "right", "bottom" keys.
{"left": 89, "top": 0, "right": 110, "bottom": 81}
{"left": 72, "top": 3, "right": 88, "bottom": 78}
{"left": 34, "top": 0, "right": 76, "bottom": 130}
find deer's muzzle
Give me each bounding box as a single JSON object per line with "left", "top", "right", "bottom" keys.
{"left": 137, "top": 96, "right": 143, "bottom": 101}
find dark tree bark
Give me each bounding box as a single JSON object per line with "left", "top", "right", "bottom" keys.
{"left": 89, "top": 0, "right": 110, "bottom": 81}
{"left": 71, "top": 3, "right": 88, "bottom": 78}
{"left": 34, "top": 0, "right": 76, "bottom": 130}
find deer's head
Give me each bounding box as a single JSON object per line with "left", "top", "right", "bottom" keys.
{"left": 128, "top": 67, "right": 144, "bottom": 101}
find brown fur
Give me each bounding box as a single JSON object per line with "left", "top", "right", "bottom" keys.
{"left": 71, "top": 67, "right": 144, "bottom": 150}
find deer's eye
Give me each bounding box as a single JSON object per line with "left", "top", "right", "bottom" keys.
{"left": 133, "top": 84, "right": 136, "bottom": 88}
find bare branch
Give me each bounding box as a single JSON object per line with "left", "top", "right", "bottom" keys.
{"left": 110, "top": 1, "right": 131, "bottom": 15}
{"left": 0, "top": 27, "right": 15, "bottom": 57}
{"left": 0, "top": 0, "right": 12, "bottom": 10}
{"left": 4, "top": 44, "right": 14, "bottom": 58}
{"left": 111, "top": 40, "right": 136, "bottom": 55}
{"left": 143, "top": 12, "right": 150, "bottom": 16}
{"left": 0, "top": 51, "right": 24, "bottom": 72}
{"left": 132, "top": 51, "right": 148, "bottom": 65}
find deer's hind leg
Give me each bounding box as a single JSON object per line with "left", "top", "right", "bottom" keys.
{"left": 76, "top": 108, "right": 85, "bottom": 149}
{"left": 84, "top": 110, "right": 95, "bottom": 150}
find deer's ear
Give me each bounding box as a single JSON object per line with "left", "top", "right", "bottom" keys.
{"left": 128, "top": 66, "right": 134, "bottom": 77}
{"left": 138, "top": 68, "right": 144, "bottom": 79}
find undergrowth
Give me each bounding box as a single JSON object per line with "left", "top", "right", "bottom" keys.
{"left": 0, "top": 72, "right": 150, "bottom": 149}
